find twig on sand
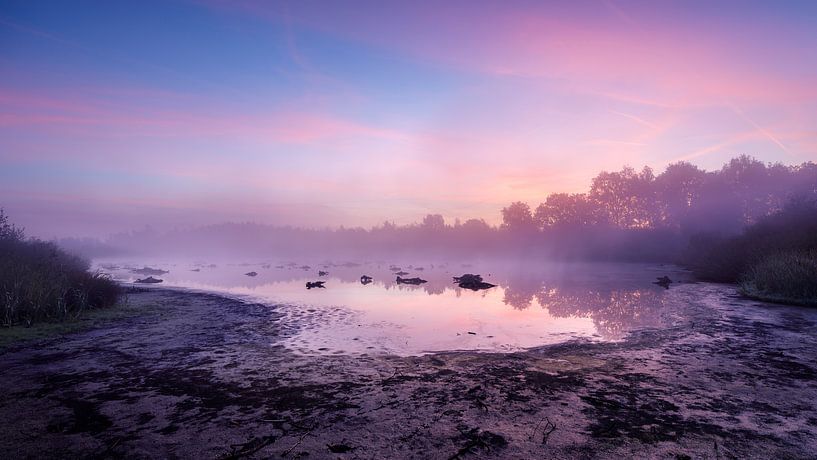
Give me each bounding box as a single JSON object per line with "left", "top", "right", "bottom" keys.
{"left": 282, "top": 425, "right": 317, "bottom": 457}
{"left": 541, "top": 418, "right": 557, "bottom": 445}
{"left": 380, "top": 367, "right": 400, "bottom": 384}
{"left": 95, "top": 437, "right": 123, "bottom": 458}
{"left": 530, "top": 417, "right": 557, "bottom": 445}
{"left": 356, "top": 399, "right": 400, "bottom": 416}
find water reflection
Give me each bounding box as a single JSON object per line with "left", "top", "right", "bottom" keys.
{"left": 97, "top": 259, "right": 686, "bottom": 354}
{"left": 538, "top": 288, "right": 663, "bottom": 339}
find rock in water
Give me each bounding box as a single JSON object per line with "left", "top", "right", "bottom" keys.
{"left": 654, "top": 276, "right": 672, "bottom": 289}
{"left": 245, "top": 271, "right": 258, "bottom": 277}
{"left": 135, "top": 276, "right": 163, "bottom": 284}
{"left": 453, "top": 274, "right": 496, "bottom": 291}
{"left": 306, "top": 281, "right": 326, "bottom": 289}
{"left": 396, "top": 276, "right": 427, "bottom": 285}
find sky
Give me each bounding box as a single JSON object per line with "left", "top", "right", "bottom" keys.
{"left": 1, "top": 0, "right": 816, "bottom": 238}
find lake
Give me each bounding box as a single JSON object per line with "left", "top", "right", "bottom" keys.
{"left": 96, "top": 259, "right": 691, "bottom": 355}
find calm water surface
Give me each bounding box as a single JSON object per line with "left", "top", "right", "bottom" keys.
{"left": 96, "top": 259, "right": 691, "bottom": 355}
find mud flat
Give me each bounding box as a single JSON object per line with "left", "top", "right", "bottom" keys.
{"left": 1, "top": 284, "right": 816, "bottom": 459}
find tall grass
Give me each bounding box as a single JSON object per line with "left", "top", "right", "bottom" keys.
{"left": 0, "top": 209, "right": 120, "bottom": 327}
{"left": 740, "top": 251, "right": 817, "bottom": 307}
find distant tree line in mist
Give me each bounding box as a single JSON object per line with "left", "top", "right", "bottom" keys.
{"left": 73, "top": 155, "right": 816, "bottom": 264}
{"left": 501, "top": 154, "right": 816, "bottom": 235}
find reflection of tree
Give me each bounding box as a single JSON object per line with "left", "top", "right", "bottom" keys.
{"left": 534, "top": 285, "right": 664, "bottom": 340}
{"left": 493, "top": 270, "right": 665, "bottom": 339}
{"left": 501, "top": 277, "right": 542, "bottom": 310}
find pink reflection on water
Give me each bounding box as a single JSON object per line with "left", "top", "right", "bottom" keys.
{"left": 99, "top": 259, "right": 683, "bottom": 355}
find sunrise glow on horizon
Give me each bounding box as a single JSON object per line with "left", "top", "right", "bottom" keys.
{"left": 2, "top": 0, "right": 816, "bottom": 237}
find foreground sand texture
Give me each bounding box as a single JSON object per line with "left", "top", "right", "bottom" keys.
{"left": 1, "top": 286, "right": 816, "bottom": 459}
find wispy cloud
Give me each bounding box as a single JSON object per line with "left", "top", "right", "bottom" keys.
{"left": 729, "top": 104, "right": 789, "bottom": 154}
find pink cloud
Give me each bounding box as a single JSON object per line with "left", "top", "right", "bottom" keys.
{"left": 0, "top": 89, "right": 406, "bottom": 146}
{"left": 207, "top": 1, "right": 817, "bottom": 108}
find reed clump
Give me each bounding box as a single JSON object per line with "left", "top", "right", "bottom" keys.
{"left": 0, "top": 209, "right": 120, "bottom": 327}
{"left": 740, "top": 250, "right": 817, "bottom": 307}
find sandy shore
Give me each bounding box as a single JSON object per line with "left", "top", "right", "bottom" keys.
{"left": 1, "top": 285, "right": 816, "bottom": 459}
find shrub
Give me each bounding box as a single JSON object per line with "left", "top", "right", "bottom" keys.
{"left": 740, "top": 250, "right": 817, "bottom": 306}
{"left": 685, "top": 196, "right": 817, "bottom": 282}
{"left": 0, "top": 209, "right": 121, "bottom": 326}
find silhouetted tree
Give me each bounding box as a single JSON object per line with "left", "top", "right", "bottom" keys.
{"left": 719, "top": 155, "right": 771, "bottom": 224}
{"left": 461, "top": 218, "right": 491, "bottom": 232}
{"left": 535, "top": 193, "right": 603, "bottom": 228}
{"left": 0, "top": 209, "right": 24, "bottom": 241}
{"left": 654, "top": 161, "right": 706, "bottom": 229}
{"left": 422, "top": 214, "right": 446, "bottom": 230}
{"left": 589, "top": 166, "right": 659, "bottom": 228}
{"left": 501, "top": 201, "right": 535, "bottom": 232}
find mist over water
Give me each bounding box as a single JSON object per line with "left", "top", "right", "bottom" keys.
{"left": 98, "top": 257, "right": 689, "bottom": 355}
{"left": 59, "top": 155, "right": 817, "bottom": 354}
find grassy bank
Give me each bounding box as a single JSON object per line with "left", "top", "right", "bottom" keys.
{"left": 0, "top": 289, "right": 164, "bottom": 349}
{"left": 739, "top": 251, "right": 817, "bottom": 307}
{"left": 0, "top": 209, "right": 120, "bottom": 327}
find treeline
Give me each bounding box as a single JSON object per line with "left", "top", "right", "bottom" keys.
{"left": 506, "top": 155, "right": 816, "bottom": 235}
{"left": 0, "top": 210, "right": 120, "bottom": 326}
{"left": 95, "top": 155, "right": 817, "bottom": 263}
{"left": 493, "top": 155, "right": 817, "bottom": 264}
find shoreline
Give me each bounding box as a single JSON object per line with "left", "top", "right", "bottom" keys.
{"left": 1, "top": 285, "right": 817, "bottom": 458}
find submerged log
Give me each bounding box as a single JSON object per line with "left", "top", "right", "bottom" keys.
{"left": 245, "top": 271, "right": 258, "bottom": 277}
{"left": 306, "top": 281, "right": 326, "bottom": 289}
{"left": 396, "top": 276, "right": 427, "bottom": 285}
{"left": 453, "top": 274, "right": 496, "bottom": 291}
{"left": 395, "top": 271, "right": 409, "bottom": 276}
{"left": 135, "top": 276, "right": 163, "bottom": 284}
{"left": 654, "top": 276, "right": 672, "bottom": 289}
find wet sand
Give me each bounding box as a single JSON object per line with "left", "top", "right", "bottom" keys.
{"left": 1, "top": 284, "right": 816, "bottom": 459}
